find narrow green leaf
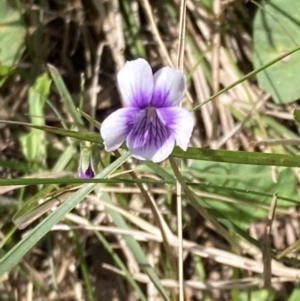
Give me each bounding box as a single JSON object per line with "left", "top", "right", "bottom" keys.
{"left": 78, "top": 109, "right": 101, "bottom": 129}
{"left": 192, "top": 45, "right": 300, "bottom": 111}
{"left": 2, "top": 175, "right": 296, "bottom": 204}
{"left": 2, "top": 121, "right": 300, "bottom": 168}
{"left": 9, "top": 174, "right": 300, "bottom": 241}
{"left": 0, "top": 121, "right": 103, "bottom": 145}
{"left": 48, "top": 64, "right": 84, "bottom": 125}
{"left": 172, "top": 147, "right": 300, "bottom": 167}
{"left": 0, "top": 177, "right": 173, "bottom": 186}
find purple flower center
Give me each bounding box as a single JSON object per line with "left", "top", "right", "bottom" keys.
{"left": 129, "top": 107, "right": 169, "bottom": 149}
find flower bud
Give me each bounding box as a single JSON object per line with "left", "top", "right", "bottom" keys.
{"left": 78, "top": 142, "right": 95, "bottom": 178}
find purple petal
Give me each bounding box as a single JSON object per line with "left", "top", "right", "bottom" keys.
{"left": 126, "top": 108, "right": 175, "bottom": 162}
{"left": 157, "top": 107, "right": 194, "bottom": 150}
{"left": 152, "top": 67, "right": 186, "bottom": 107}
{"left": 100, "top": 108, "right": 139, "bottom": 151}
{"left": 117, "top": 58, "right": 154, "bottom": 108}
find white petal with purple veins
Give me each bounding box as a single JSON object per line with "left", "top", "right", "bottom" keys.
{"left": 117, "top": 58, "right": 154, "bottom": 108}
{"left": 152, "top": 67, "right": 186, "bottom": 107}
{"left": 126, "top": 108, "right": 175, "bottom": 162}
{"left": 100, "top": 108, "right": 138, "bottom": 151}
{"left": 157, "top": 107, "right": 194, "bottom": 150}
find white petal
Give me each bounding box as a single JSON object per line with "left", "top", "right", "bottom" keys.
{"left": 157, "top": 107, "right": 194, "bottom": 150}
{"left": 126, "top": 108, "right": 175, "bottom": 162}
{"left": 117, "top": 58, "right": 154, "bottom": 108}
{"left": 152, "top": 67, "right": 186, "bottom": 107}
{"left": 100, "top": 108, "right": 138, "bottom": 151}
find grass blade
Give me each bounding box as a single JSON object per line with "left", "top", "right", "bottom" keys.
{"left": 48, "top": 64, "right": 84, "bottom": 126}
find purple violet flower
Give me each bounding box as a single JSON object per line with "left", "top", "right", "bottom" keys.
{"left": 100, "top": 58, "right": 194, "bottom": 163}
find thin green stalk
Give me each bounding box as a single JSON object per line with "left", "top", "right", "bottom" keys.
{"left": 72, "top": 230, "right": 95, "bottom": 301}
{"left": 192, "top": 46, "right": 300, "bottom": 111}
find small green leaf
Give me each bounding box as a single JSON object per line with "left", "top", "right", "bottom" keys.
{"left": 0, "top": 1, "right": 26, "bottom": 69}
{"left": 253, "top": 0, "right": 300, "bottom": 104}
{"left": 19, "top": 73, "right": 51, "bottom": 164}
